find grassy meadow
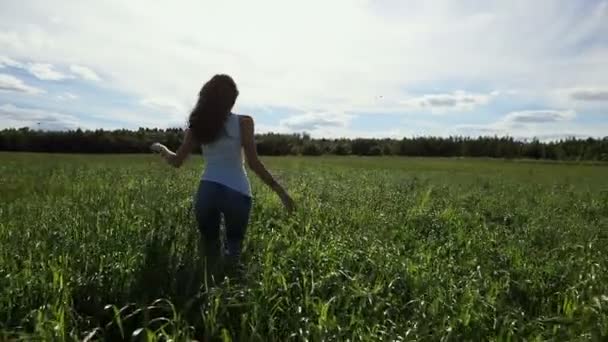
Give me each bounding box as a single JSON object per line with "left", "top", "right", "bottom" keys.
{"left": 1, "top": 152, "right": 608, "bottom": 341}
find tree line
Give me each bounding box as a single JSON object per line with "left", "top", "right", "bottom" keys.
{"left": 1, "top": 127, "right": 607, "bottom": 161}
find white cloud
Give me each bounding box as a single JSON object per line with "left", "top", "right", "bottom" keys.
{"left": 280, "top": 112, "right": 353, "bottom": 131}
{"left": 56, "top": 92, "right": 78, "bottom": 101}
{"left": 26, "top": 62, "right": 68, "bottom": 80}
{"left": 455, "top": 123, "right": 608, "bottom": 141}
{"left": 0, "top": 57, "right": 69, "bottom": 82}
{"left": 0, "top": 55, "right": 23, "bottom": 68}
{"left": 0, "top": 1, "right": 606, "bottom": 136}
{"left": 569, "top": 88, "right": 608, "bottom": 101}
{"left": 399, "top": 91, "right": 497, "bottom": 113}
{"left": 69, "top": 65, "right": 101, "bottom": 81}
{"left": 255, "top": 112, "right": 356, "bottom": 138}
{"left": 0, "top": 103, "right": 80, "bottom": 130}
{"left": 265, "top": 111, "right": 416, "bottom": 139}
{"left": 503, "top": 110, "right": 575, "bottom": 124}
{"left": 1, "top": 1, "right": 606, "bottom": 112}
{"left": 311, "top": 127, "right": 407, "bottom": 139}
{"left": 141, "top": 97, "right": 186, "bottom": 114}
{"left": 87, "top": 108, "right": 187, "bottom": 130}
{"left": 455, "top": 109, "right": 578, "bottom": 138}
{"left": 0, "top": 73, "right": 44, "bottom": 94}
{"left": 257, "top": 121, "right": 407, "bottom": 139}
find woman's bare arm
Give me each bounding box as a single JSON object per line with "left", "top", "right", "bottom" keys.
{"left": 152, "top": 129, "right": 194, "bottom": 168}
{"left": 240, "top": 115, "right": 295, "bottom": 212}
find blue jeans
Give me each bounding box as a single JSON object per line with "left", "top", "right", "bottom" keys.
{"left": 194, "top": 180, "right": 252, "bottom": 260}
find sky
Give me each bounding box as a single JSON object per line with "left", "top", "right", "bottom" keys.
{"left": 0, "top": 0, "right": 607, "bottom": 139}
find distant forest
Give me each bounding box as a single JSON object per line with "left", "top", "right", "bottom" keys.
{"left": 1, "top": 127, "right": 607, "bottom": 161}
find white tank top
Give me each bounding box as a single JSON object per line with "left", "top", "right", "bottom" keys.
{"left": 201, "top": 114, "right": 251, "bottom": 197}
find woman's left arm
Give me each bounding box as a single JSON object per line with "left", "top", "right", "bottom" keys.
{"left": 152, "top": 129, "right": 194, "bottom": 168}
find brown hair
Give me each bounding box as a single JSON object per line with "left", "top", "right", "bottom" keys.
{"left": 188, "top": 74, "right": 239, "bottom": 144}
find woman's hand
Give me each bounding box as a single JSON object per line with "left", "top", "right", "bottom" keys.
{"left": 150, "top": 142, "right": 166, "bottom": 154}
{"left": 279, "top": 191, "right": 295, "bottom": 213}
{"left": 151, "top": 142, "right": 173, "bottom": 159}
{"left": 240, "top": 116, "right": 296, "bottom": 214}
{"left": 151, "top": 132, "right": 193, "bottom": 168}
{"left": 151, "top": 142, "right": 175, "bottom": 164}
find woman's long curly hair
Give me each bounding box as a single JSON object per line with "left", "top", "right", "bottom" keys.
{"left": 188, "top": 74, "right": 239, "bottom": 144}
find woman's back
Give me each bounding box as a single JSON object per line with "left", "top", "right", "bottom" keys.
{"left": 152, "top": 74, "right": 294, "bottom": 278}
{"left": 201, "top": 114, "right": 251, "bottom": 197}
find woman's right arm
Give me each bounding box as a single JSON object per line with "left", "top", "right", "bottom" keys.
{"left": 240, "top": 115, "right": 295, "bottom": 213}
{"left": 151, "top": 129, "right": 194, "bottom": 168}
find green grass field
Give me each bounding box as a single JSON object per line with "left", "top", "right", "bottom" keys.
{"left": 1, "top": 152, "right": 608, "bottom": 341}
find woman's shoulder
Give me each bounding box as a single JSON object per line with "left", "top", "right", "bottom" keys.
{"left": 236, "top": 114, "right": 254, "bottom": 126}
{"left": 236, "top": 114, "right": 255, "bottom": 136}
{"left": 235, "top": 113, "right": 254, "bottom": 121}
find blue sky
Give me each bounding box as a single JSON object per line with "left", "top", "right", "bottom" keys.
{"left": 0, "top": 0, "right": 607, "bottom": 139}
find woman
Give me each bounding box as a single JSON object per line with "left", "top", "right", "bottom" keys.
{"left": 151, "top": 74, "right": 294, "bottom": 279}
